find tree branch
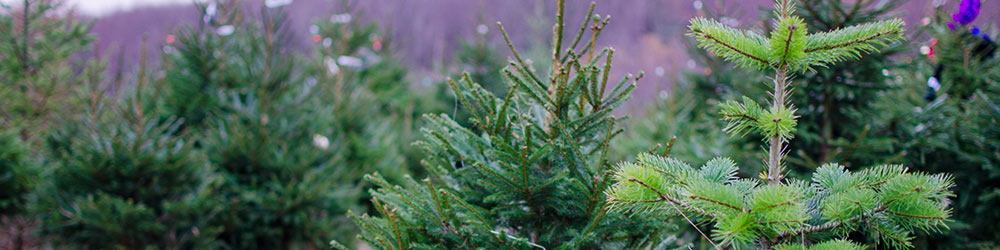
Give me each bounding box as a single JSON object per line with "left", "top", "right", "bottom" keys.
{"left": 693, "top": 30, "right": 773, "bottom": 67}
{"left": 804, "top": 30, "right": 900, "bottom": 53}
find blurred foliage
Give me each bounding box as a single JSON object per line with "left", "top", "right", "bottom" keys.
{"left": 866, "top": 4, "right": 1000, "bottom": 247}
{"left": 0, "top": 0, "right": 93, "bottom": 143}
{"left": 0, "top": 129, "right": 32, "bottom": 216}
{"left": 38, "top": 73, "right": 221, "bottom": 248}
{"left": 154, "top": 1, "right": 419, "bottom": 247}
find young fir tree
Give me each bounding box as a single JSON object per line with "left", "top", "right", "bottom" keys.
{"left": 0, "top": 1, "right": 91, "bottom": 247}
{"left": 158, "top": 2, "right": 414, "bottom": 247}
{"left": 607, "top": 0, "right": 955, "bottom": 249}
{"left": 0, "top": 0, "right": 91, "bottom": 142}
{"left": 36, "top": 50, "right": 221, "bottom": 248}
{"left": 305, "top": 10, "right": 415, "bottom": 182}
{"left": 157, "top": 3, "right": 350, "bottom": 248}
{"left": 341, "top": 1, "right": 672, "bottom": 249}
{"left": 666, "top": 0, "right": 912, "bottom": 176}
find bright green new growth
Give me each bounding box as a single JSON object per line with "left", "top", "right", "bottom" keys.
{"left": 688, "top": 0, "right": 904, "bottom": 180}
{"left": 608, "top": 0, "right": 952, "bottom": 249}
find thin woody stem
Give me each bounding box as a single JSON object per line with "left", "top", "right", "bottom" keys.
{"left": 767, "top": 69, "right": 788, "bottom": 185}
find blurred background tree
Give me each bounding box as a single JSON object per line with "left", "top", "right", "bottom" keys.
{"left": 0, "top": 0, "right": 92, "bottom": 142}
{"left": 0, "top": 1, "right": 93, "bottom": 248}
{"left": 868, "top": 0, "right": 1000, "bottom": 247}
{"left": 154, "top": 1, "right": 405, "bottom": 247}
{"left": 36, "top": 46, "right": 222, "bottom": 248}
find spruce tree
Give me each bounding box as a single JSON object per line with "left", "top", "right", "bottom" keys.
{"left": 157, "top": 2, "right": 415, "bottom": 247}
{"left": 607, "top": 0, "right": 955, "bottom": 249}
{"left": 664, "top": 0, "right": 912, "bottom": 175}
{"left": 304, "top": 12, "right": 421, "bottom": 181}
{"left": 0, "top": 1, "right": 91, "bottom": 247}
{"left": 36, "top": 54, "right": 221, "bottom": 248}
{"left": 0, "top": 0, "right": 91, "bottom": 142}
{"left": 342, "top": 1, "right": 671, "bottom": 249}
{"left": 164, "top": 3, "right": 344, "bottom": 248}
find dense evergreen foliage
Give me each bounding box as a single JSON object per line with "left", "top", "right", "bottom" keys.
{"left": 0, "top": 0, "right": 92, "bottom": 141}
{"left": 0, "top": 0, "right": 984, "bottom": 249}
{"left": 155, "top": 2, "right": 419, "bottom": 248}
{"left": 38, "top": 92, "right": 220, "bottom": 249}
{"left": 342, "top": 2, "right": 673, "bottom": 249}
{"left": 0, "top": 130, "right": 31, "bottom": 216}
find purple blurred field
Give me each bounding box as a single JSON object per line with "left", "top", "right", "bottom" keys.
{"left": 87, "top": 0, "right": 995, "bottom": 112}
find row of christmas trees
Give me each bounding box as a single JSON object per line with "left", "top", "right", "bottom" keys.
{"left": 0, "top": 0, "right": 506, "bottom": 248}
{"left": 0, "top": 0, "right": 995, "bottom": 249}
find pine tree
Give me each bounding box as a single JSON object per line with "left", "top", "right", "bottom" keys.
{"left": 156, "top": 2, "right": 417, "bottom": 247}
{"left": 0, "top": 1, "right": 92, "bottom": 247}
{"left": 305, "top": 10, "right": 416, "bottom": 182}
{"left": 0, "top": 0, "right": 92, "bottom": 142}
{"left": 667, "top": 0, "right": 912, "bottom": 176}
{"left": 607, "top": 0, "right": 955, "bottom": 249}
{"left": 162, "top": 3, "right": 347, "bottom": 248}
{"left": 341, "top": 1, "right": 672, "bottom": 249}
{"left": 36, "top": 52, "right": 221, "bottom": 248}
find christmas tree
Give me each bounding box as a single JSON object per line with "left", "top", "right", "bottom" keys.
{"left": 304, "top": 9, "right": 416, "bottom": 182}
{"left": 156, "top": 1, "right": 420, "bottom": 247}
{"left": 664, "top": 0, "right": 913, "bottom": 176}
{"left": 0, "top": 0, "right": 92, "bottom": 142}
{"left": 0, "top": 1, "right": 93, "bottom": 247}
{"left": 164, "top": 3, "right": 346, "bottom": 248}
{"left": 341, "top": 1, "right": 672, "bottom": 248}
{"left": 35, "top": 49, "right": 221, "bottom": 248}
{"left": 608, "top": 0, "right": 955, "bottom": 249}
